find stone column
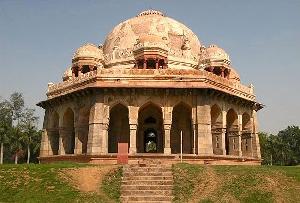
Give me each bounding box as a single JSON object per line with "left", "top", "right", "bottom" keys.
{"left": 237, "top": 114, "right": 242, "bottom": 156}
{"left": 129, "top": 106, "right": 138, "bottom": 155}
{"left": 192, "top": 107, "right": 197, "bottom": 154}
{"left": 143, "top": 59, "right": 147, "bottom": 69}
{"left": 74, "top": 126, "right": 83, "bottom": 155}
{"left": 102, "top": 123, "right": 109, "bottom": 154}
{"left": 40, "top": 129, "right": 49, "bottom": 157}
{"left": 58, "top": 128, "right": 65, "bottom": 155}
{"left": 251, "top": 110, "right": 261, "bottom": 159}
{"left": 163, "top": 106, "right": 172, "bottom": 155}
{"left": 87, "top": 95, "right": 104, "bottom": 155}
{"left": 40, "top": 110, "right": 50, "bottom": 157}
{"left": 197, "top": 95, "right": 213, "bottom": 155}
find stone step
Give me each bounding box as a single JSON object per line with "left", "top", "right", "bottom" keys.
{"left": 122, "top": 180, "right": 173, "bottom": 185}
{"left": 123, "top": 167, "right": 171, "bottom": 173}
{"left": 123, "top": 175, "right": 173, "bottom": 181}
{"left": 121, "top": 189, "right": 172, "bottom": 196}
{"left": 121, "top": 195, "right": 173, "bottom": 202}
{"left": 123, "top": 171, "right": 173, "bottom": 177}
{"left": 121, "top": 185, "right": 173, "bottom": 190}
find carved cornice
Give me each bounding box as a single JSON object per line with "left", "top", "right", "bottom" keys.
{"left": 40, "top": 68, "right": 261, "bottom": 108}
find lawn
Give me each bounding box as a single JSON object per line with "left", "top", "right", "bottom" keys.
{"left": 172, "top": 163, "right": 300, "bottom": 203}
{"left": 0, "top": 162, "right": 120, "bottom": 203}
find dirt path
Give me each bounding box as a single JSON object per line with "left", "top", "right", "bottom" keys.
{"left": 59, "top": 165, "right": 116, "bottom": 193}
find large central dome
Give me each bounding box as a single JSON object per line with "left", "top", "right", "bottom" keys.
{"left": 103, "top": 10, "right": 201, "bottom": 68}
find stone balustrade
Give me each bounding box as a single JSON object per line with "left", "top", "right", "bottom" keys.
{"left": 47, "top": 68, "right": 255, "bottom": 101}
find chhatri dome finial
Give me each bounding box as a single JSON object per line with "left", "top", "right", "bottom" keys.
{"left": 137, "top": 9, "right": 165, "bottom": 17}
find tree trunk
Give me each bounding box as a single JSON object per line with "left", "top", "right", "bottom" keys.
{"left": 15, "top": 153, "right": 18, "bottom": 164}
{"left": 27, "top": 145, "right": 30, "bottom": 164}
{"left": 0, "top": 142, "right": 3, "bottom": 164}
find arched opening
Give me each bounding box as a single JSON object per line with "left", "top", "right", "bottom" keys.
{"left": 137, "top": 59, "right": 144, "bottom": 69}
{"left": 213, "top": 67, "right": 222, "bottom": 76}
{"left": 146, "top": 58, "right": 156, "bottom": 69}
{"left": 137, "top": 103, "right": 163, "bottom": 153}
{"left": 48, "top": 112, "right": 59, "bottom": 155}
{"left": 226, "top": 109, "right": 238, "bottom": 155}
{"left": 77, "top": 107, "right": 90, "bottom": 154}
{"left": 171, "top": 103, "right": 192, "bottom": 154}
{"left": 211, "top": 104, "right": 222, "bottom": 155}
{"left": 242, "top": 112, "right": 252, "bottom": 156}
{"left": 108, "top": 104, "right": 130, "bottom": 153}
{"left": 72, "top": 66, "right": 79, "bottom": 77}
{"left": 81, "top": 65, "right": 90, "bottom": 74}
{"left": 62, "top": 108, "right": 75, "bottom": 154}
{"left": 158, "top": 59, "right": 165, "bottom": 69}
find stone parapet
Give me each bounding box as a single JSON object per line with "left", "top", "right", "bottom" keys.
{"left": 45, "top": 69, "right": 256, "bottom": 102}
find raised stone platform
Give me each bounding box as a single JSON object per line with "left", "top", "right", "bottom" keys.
{"left": 38, "top": 154, "right": 261, "bottom": 165}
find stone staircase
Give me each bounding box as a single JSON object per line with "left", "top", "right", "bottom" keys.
{"left": 121, "top": 160, "right": 174, "bottom": 203}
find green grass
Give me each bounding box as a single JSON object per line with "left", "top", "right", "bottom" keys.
{"left": 172, "top": 163, "right": 204, "bottom": 202}
{"left": 0, "top": 162, "right": 116, "bottom": 203}
{"left": 172, "top": 164, "right": 300, "bottom": 203}
{"left": 102, "top": 167, "right": 123, "bottom": 202}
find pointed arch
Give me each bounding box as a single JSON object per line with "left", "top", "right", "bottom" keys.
{"left": 225, "top": 108, "right": 238, "bottom": 155}
{"left": 48, "top": 111, "right": 59, "bottom": 155}
{"left": 108, "top": 103, "right": 130, "bottom": 153}
{"left": 62, "top": 108, "right": 75, "bottom": 154}
{"left": 241, "top": 112, "right": 253, "bottom": 156}
{"left": 171, "top": 102, "right": 192, "bottom": 154}
{"left": 211, "top": 104, "right": 222, "bottom": 155}
{"left": 137, "top": 102, "right": 163, "bottom": 153}
{"left": 77, "top": 107, "right": 90, "bottom": 154}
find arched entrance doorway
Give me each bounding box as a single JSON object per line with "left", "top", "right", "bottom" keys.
{"left": 48, "top": 111, "right": 59, "bottom": 155}
{"left": 62, "top": 108, "right": 75, "bottom": 154}
{"left": 108, "top": 104, "right": 130, "bottom": 153}
{"left": 137, "top": 103, "right": 163, "bottom": 153}
{"left": 211, "top": 104, "right": 222, "bottom": 155}
{"left": 171, "top": 102, "right": 192, "bottom": 154}
{"left": 226, "top": 109, "right": 238, "bottom": 155}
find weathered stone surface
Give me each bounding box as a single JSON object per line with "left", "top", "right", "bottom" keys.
{"left": 37, "top": 10, "right": 262, "bottom": 165}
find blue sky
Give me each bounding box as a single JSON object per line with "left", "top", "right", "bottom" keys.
{"left": 0, "top": 0, "right": 299, "bottom": 133}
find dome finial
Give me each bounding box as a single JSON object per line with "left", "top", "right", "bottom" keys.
{"left": 137, "top": 9, "right": 165, "bottom": 17}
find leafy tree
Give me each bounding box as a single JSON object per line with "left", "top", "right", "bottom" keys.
{"left": 259, "top": 126, "right": 300, "bottom": 166}
{"left": 0, "top": 99, "right": 13, "bottom": 164}
{"left": 19, "top": 108, "right": 39, "bottom": 164}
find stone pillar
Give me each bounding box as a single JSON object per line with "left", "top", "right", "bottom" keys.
{"left": 192, "top": 107, "right": 197, "bottom": 154}
{"left": 251, "top": 110, "right": 261, "bottom": 159}
{"left": 58, "top": 128, "right": 65, "bottom": 155}
{"left": 74, "top": 126, "right": 83, "bottom": 155}
{"left": 87, "top": 95, "right": 104, "bottom": 155}
{"left": 40, "top": 129, "right": 49, "bottom": 157}
{"left": 163, "top": 106, "right": 172, "bottom": 155}
{"left": 155, "top": 59, "right": 159, "bottom": 69}
{"left": 143, "top": 59, "right": 147, "bottom": 69}
{"left": 40, "top": 110, "right": 50, "bottom": 157}
{"left": 129, "top": 106, "right": 138, "bottom": 155}
{"left": 102, "top": 123, "right": 109, "bottom": 154}
{"left": 237, "top": 114, "right": 242, "bottom": 157}
{"left": 197, "top": 95, "right": 213, "bottom": 155}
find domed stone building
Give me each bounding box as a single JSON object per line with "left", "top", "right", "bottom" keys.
{"left": 38, "top": 10, "right": 263, "bottom": 165}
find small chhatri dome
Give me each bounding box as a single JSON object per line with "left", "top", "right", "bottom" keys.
{"left": 205, "top": 44, "right": 230, "bottom": 63}
{"left": 72, "top": 43, "right": 103, "bottom": 60}
{"left": 62, "top": 67, "right": 72, "bottom": 81}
